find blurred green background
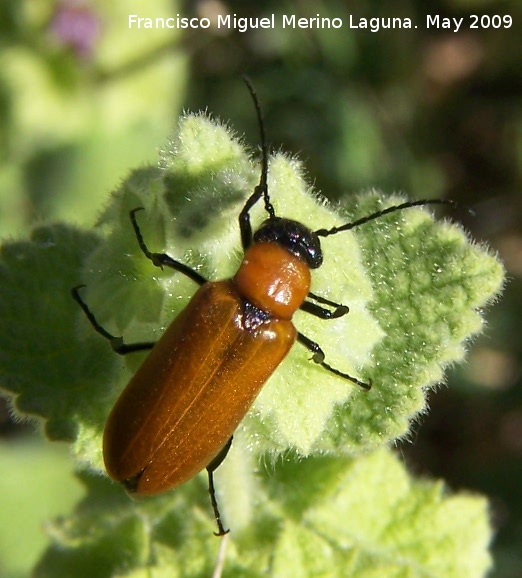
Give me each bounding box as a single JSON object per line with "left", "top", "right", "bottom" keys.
{"left": 0, "top": 0, "right": 521, "bottom": 576}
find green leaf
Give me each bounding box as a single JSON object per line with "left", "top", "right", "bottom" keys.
{"left": 32, "top": 451, "right": 492, "bottom": 578}
{"left": 0, "top": 225, "right": 112, "bottom": 444}
{"left": 63, "top": 113, "right": 503, "bottom": 461}
{"left": 0, "top": 113, "right": 503, "bottom": 576}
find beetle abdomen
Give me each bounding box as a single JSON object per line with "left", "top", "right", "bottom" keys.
{"left": 103, "top": 280, "right": 296, "bottom": 495}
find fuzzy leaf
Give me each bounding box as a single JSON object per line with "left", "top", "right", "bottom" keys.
{"left": 0, "top": 113, "right": 503, "bottom": 577}
{"left": 68, "top": 113, "right": 503, "bottom": 464}
{"left": 0, "top": 225, "right": 113, "bottom": 445}
{"left": 33, "top": 451, "right": 492, "bottom": 578}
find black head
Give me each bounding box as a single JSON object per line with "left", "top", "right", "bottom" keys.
{"left": 253, "top": 217, "right": 323, "bottom": 269}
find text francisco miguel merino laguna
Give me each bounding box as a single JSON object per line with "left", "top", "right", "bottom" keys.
{"left": 128, "top": 13, "right": 427, "bottom": 33}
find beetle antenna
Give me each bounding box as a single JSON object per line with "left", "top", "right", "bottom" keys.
{"left": 315, "top": 199, "right": 463, "bottom": 237}
{"left": 242, "top": 75, "right": 276, "bottom": 219}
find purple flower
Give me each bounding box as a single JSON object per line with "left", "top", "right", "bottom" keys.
{"left": 50, "top": 1, "right": 101, "bottom": 59}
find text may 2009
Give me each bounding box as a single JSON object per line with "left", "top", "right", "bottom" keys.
{"left": 128, "top": 13, "right": 513, "bottom": 33}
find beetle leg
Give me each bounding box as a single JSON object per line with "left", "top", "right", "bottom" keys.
{"left": 300, "top": 291, "right": 349, "bottom": 319}
{"left": 130, "top": 208, "right": 207, "bottom": 286}
{"left": 71, "top": 286, "right": 155, "bottom": 355}
{"left": 296, "top": 332, "right": 371, "bottom": 391}
{"left": 307, "top": 291, "right": 348, "bottom": 311}
{"left": 206, "top": 436, "right": 233, "bottom": 536}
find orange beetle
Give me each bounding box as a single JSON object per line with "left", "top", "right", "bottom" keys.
{"left": 73, "top": 78, "right": 453, "bottom": 535}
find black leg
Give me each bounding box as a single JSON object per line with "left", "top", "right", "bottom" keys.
{"left": 206, "top": 437, "right": 233, "bottom": 536}
{"left": 72, "top": 286, "right": 156, "bottom": 355}
{"left": 297, "top": 332, "right": 371, "bottom": 391}
{"left": 130, "top": 208, "right": 207, "bottom": 286}
{"left": 300, "top": 292, "right": 349, "bottom": 319}
{"left": 72, "top": 210, "right": 206, "bottom": 354}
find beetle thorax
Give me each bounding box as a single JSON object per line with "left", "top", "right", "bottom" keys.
{"left": 234, "top": 242, "right": 311, "bottom": 320}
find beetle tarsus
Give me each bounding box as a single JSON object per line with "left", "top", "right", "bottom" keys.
{"left": 297, "top": 331, "right": 371, "bottom": 390}
{"left": 129, "top": 209, "right": 208, "bottom": 286}
{"left": 208, "top": 469, "right": 230, "bottom": 537}
{"left": 71, "top": 285, "right": 155, "bottom": 355}
{"left": 206, "top": 437, "right": 233, "bottom": 536}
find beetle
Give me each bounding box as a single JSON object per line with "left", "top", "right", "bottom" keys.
{"left": 72, "top": 77, "right": 455, "bottom": 535}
